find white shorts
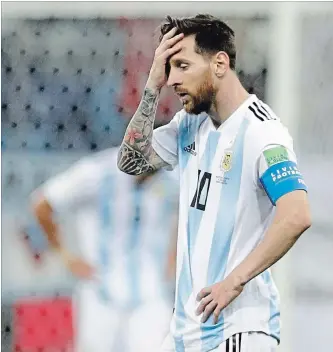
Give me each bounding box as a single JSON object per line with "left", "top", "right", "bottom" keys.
{"left": 160, "top": 331, "right": 278, "bottom": 352}
{"left": 73, "top": 286, "right": 172, "bottom": 352}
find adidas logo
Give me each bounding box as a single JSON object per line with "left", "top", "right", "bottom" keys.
{"left": 184, "top": 142, "right": 197, "bottom": 156}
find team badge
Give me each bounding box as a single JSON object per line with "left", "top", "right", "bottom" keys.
{"left": 221, "top": 151, "right": 233, "bottom": 172}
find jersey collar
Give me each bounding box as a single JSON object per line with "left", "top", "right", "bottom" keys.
{"left": 207, "top": 94, "right": 257, "bottom": 132}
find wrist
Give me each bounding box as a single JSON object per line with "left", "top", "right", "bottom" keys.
{"left": 145, "top": 80, "right": 162, "bottom": 94}
{"left": 226, "top": 272, "right": 247, "bottom": 289}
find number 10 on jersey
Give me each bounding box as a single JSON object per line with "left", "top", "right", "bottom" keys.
{"left": 190, "top": 170, "right": 212, "bottom": 211}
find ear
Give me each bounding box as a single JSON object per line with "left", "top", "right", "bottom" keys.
{"left": 212, "top": 51, "right": 229, "bottom": 78}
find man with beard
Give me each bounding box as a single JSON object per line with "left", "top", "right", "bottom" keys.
{"left": 117, "top": 14, "right": 311, "bottom": 352}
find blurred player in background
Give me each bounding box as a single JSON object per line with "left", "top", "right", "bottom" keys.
{"left": 117, "top": 14, "right": 312, "bottom": 352}
{"left": 31, "top": 147, "right": 179, "bottom": 352}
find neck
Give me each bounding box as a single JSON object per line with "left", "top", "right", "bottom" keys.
{"left": 209, "top": 71, "right": 250, "bottom": 126}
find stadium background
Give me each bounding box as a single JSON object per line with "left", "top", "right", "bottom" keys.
{"left": 1, "top": 1, "right": 333, "bottom": 351}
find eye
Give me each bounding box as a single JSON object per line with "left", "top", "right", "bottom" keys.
{"left": 179, "top": 63, "right": 189, "bottom": 70}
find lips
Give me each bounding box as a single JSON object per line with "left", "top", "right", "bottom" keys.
{"left": 176, "top": 91, "right": 189, "bottom": 100}
{"left": 177, "top": 92, "right": 187, "bottom": 96}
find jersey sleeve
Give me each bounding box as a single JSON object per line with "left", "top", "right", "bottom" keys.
{"left": 253, "top": 122, "right": 308, "bottom": 206}
{"left": 37, "top": 158, "right": 96, "bottom": 212}
{"left": 152, "top": 113, "right": 180, "bottom": 171}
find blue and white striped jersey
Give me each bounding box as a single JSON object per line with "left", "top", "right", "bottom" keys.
{"left": 152, "top": 94, "right": 307, "bottom": 352}
{"left": 39, "top": 148, "right": 179, "bottom": 309}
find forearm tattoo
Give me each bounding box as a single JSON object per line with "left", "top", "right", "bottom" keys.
{"left": 117, "top": 144, "right": 155, "bottom": 175}
{"left": 118, "top": 88, "right": 166, "bottom": 175}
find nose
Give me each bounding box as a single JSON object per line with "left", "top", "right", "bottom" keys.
{"left": 166, "top": 68, "right": 182, "bottom": 87}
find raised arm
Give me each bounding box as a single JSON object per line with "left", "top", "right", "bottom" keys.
{"left": 117, "top": 28, "right": 184, "bottom": 175}
{"left": 117, "top": 87, "right": 166, "bottom": 175}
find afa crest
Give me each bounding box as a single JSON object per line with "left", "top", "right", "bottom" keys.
{"left": 221, "top": 151, "right": 233, "bottom": 172}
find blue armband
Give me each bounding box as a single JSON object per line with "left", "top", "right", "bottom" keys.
{"left": 260, "top": 160, "right": 308, "bottom": 205}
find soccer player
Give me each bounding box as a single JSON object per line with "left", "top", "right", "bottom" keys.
{"left": 117, "top": 14, "right": 311, "bottom": 352}
{"left": 31, "top": 147, "right": 179, "bottom": 352}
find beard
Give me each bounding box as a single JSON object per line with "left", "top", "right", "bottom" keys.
{"left": 182, "top": 77, "right": 216, "bottom": 115}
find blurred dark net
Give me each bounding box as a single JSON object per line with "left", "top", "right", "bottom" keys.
{"left": 1, "top": 17, "right": 268, "bottom": 152}
{"left": 1, "top": 16, "right": 269, "bottom": 352}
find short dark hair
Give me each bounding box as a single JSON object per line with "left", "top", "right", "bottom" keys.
{"left": 160, "top": 14, "right": 236, "bottom": 70}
